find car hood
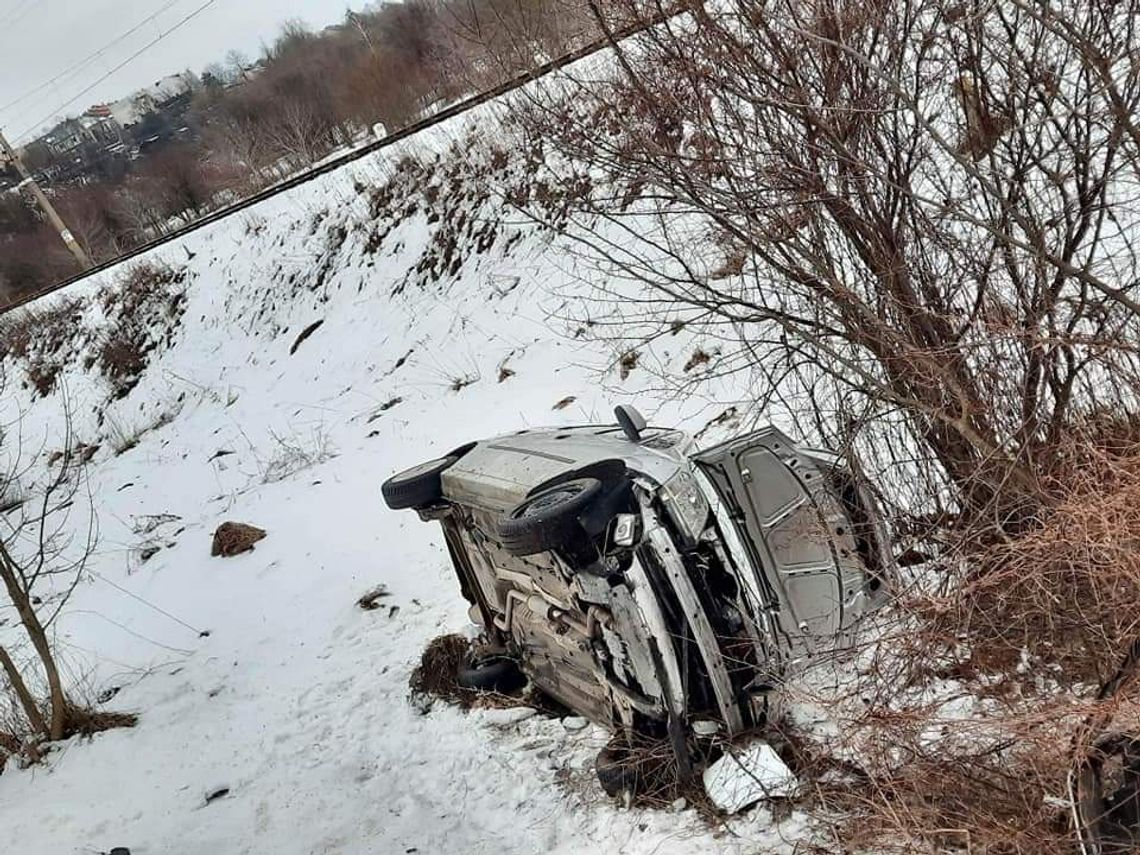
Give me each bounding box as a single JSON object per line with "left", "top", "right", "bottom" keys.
{"left": 441, "top": 425, "right": 689, "bottom": 512}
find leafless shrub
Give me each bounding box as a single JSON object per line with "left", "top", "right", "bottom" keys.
{"left": 0, "top": 387, "right": 106, "bottom": 742}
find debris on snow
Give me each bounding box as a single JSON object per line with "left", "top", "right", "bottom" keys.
{"left": 366, "top": 397, "right": 403, "bottom": 422}
{"left": 289, "top": 319, "right": 325, "bottom": 355}
{"left": 357, "top": 585, "right": 391, "bottom": 610}
{"left": 618, "top": 350, "right": 640, "bottom": 380}
{"left": 702, "top": 740, "right": 798, "bottom": 815}
{"left": 683, "top": 348, "right": 711, "bottom": 372}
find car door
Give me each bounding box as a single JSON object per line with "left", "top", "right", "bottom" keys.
{"left": 694, "top": 427, "right": 864, "bottom": 657}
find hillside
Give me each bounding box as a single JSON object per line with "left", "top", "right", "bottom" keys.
{"left": 0, "top": 96, "right": 798, "bottom": 854}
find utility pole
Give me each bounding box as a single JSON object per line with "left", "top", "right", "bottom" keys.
{"left": 0, "top": 128, "right": 91, "bottom": 270}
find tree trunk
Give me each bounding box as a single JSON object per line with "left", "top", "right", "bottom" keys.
{"left": 0, "top": 645, "right": 47, "bottom": 736}
{"left": 0, "top": 549, "right": 67, "bottom": 740}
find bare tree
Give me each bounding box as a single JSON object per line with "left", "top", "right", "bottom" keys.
{"left": 0, "top": 386, "right": 95, "bottom": 741}
{"left": 512, "top": 0, "right": 1140, "bottom": 526}
{"left": 224, "top": 49, "right": 251, "bottom": 83}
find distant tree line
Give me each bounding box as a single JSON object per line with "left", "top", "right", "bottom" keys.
{"left": 0, "top": 0, "right": 592, "bottom": 304}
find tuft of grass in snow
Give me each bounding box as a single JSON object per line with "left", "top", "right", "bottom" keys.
{"left": 102, "top": 404, "right": 180, "bottom": 456}
{"left": 450, "top": 374, "right": 479, "bottom": 393}
{"left": 258, "top": 427, "right": 337, "bottom": 484}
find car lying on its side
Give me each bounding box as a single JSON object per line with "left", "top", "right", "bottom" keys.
{"left": 383, "top": 406, "right": 892, "bottom": 793}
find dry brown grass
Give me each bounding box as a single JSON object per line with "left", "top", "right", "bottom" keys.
{"left": 0, "top": 298, "right": 87, "bottom": 397}
{"left": 409, "top": 634, "right": 480, "bottom": 709}
{"left": 98, "top": 262, "right": 187, "bottom": 399}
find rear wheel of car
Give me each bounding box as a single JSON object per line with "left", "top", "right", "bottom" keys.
{"left": 382, "top": 455, "right": 459, "bottom": 510}
{"left": 595, "top": 745, "right": 643, "bottom": 798}
{"left": 497, "top": 477, "right": 603, "bottom": 556}
{"left": 456, "top": 656, "right": 526, "bottom": 694}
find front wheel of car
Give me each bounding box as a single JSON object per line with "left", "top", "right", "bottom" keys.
{"left": 382, "top": 455, "right": 460, "bottom": 510}
{"left": 497, "top": 477, "right": 603, "bottom": 556}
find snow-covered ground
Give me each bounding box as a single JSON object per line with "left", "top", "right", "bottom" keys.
{"left": 0, "top": 97, "right": 812, "bottom": 853}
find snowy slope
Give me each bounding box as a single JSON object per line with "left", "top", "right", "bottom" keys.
{"left": 0, "top": 100, "right": 809, "bottom": 854}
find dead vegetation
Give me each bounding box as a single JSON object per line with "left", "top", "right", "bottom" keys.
{"left": 683, "top": 348, "right": 711, "bottom": 373}
{"left": 0, "top": 298, "right": 88, "bottom": 397}
{"left": 766, "top": 422, "right": 1140, "bottom": 853}
{"left": 409, "top": 634, "right": 564, "bottom": 717}
{"left": 98, "top": 262, "right": 188, "bottom": 399}
{"left": 617, "top": 350, "right": 639, "bottom": 380}
{"left": 409, "top": 634, "right": 488, "bottom": 711}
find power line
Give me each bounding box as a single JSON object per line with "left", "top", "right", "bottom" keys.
{"left": 14, "top": 0, "right": 220, "bottom": 142}
{"left": 0, "top": 0, "right": 186, "bottom": 118}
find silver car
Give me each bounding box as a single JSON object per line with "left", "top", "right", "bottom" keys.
{"left": 383, "top": 406, "right": 891, "bottom": 792}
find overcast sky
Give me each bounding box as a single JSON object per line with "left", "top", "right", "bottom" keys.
{"left": 0, "top": 0, "right": 356, "bottom": 142}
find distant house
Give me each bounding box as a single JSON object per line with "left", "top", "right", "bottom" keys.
{"left": 109, "top": 72, "right": 198, "bottom": 128}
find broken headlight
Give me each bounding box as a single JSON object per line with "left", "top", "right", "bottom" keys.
{"left": 659, "top": 468, "right": 710, "bottom": 545}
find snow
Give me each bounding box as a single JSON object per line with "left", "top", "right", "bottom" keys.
{"left": 0, "top": 84, "right": 819, "bottom": 853}
{"left": 703, "top": 741, "right": 799, "bottom": 814}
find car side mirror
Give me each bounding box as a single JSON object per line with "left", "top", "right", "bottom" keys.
{"left": 615, "top": 405, "right": 647, "bottom": 442}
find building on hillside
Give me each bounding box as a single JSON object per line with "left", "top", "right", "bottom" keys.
{"left": 109, "top": 72, "right": 198, "bottom": 128}
{"left": 19, "top": 70, "right": 200, "bottom": 188}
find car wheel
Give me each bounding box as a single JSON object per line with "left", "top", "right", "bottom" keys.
{"left": 497, "top": 477, "right": 604, "bottom": 556}
{"left": 595, "top": 745, "right": 643, "bottom": 798}
{"left": 456, "top": 656, "right": 526, "bottom": 693}
{"left": 381, "top": 455, "right": 460, "bottom": 510}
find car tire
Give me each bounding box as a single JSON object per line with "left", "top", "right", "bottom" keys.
{"left": 595, "top": 745, "right": 642, "bottom": 798}
{"left": 456, "top": 656, "right": 526, "bottom": 693}
{"left": 381, "top": 455, "right": 459, "bottom": 510}
{"left": 497, "top": 477, "right": 604, "bottom": 556}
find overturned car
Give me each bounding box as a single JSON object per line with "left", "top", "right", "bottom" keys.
{"left": 383, "top": 406, "right": 892, "bottom": 791}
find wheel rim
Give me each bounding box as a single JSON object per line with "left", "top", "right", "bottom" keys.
{"left": 391, "top": 457, "right": 449, "bottom": 483}
{"left": 519, "top": 482, "right": 587, "bottom": 518}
